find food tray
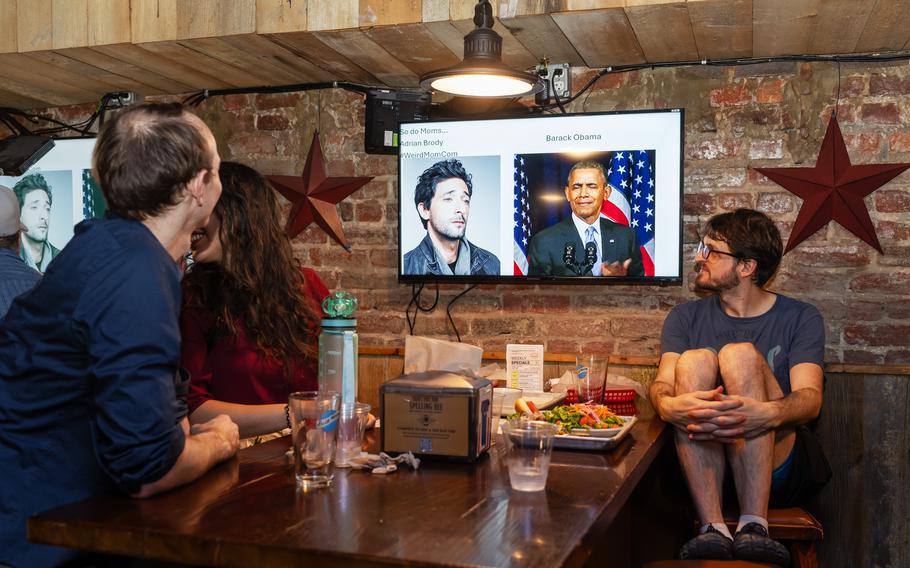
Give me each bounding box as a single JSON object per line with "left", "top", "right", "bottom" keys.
{"left": 495, "top": 389, "right": 566, "bottom": 416}
{"left": 552, "top": 415, "right": 638, "bottom": 451}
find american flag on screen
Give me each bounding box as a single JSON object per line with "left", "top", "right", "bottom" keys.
{"left": 513, "top": 156, "right": 531, "bottom": 275}
{"left": 602, "top": 150, "right": 656, "bottom": 276}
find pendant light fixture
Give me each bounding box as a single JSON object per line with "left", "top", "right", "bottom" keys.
{"left": 419, "top": 0, "right": 542, "bottom": 98}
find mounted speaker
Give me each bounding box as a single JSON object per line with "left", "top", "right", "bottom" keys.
{"left": 364, "top": 89, "right": 430, "bottom": 155}
{"left": 0, "top": 135, "right": 55, "bottom": 176}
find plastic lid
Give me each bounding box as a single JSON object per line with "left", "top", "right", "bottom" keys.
{"left": 321, "top": 291, "right": 357, "bottom": 318}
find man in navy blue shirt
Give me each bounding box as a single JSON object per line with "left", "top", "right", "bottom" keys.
{"left": 0, "top": 103, "right": 240, "bottom": 568}
{"left": 0, "top": 184, "right": 40, "bottom": 317}
{"left": 650, "top": 209, "right": 828, "bottom": 566}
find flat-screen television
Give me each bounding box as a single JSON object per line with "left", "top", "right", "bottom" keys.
{"left": 0, "top": 138, "right": 99, "bottom": 273}
{"left": 398, "top": 109, "right": 683, "bottom": 285}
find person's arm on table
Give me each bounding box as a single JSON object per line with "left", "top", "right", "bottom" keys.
{"left": 85, "top": 256, "right": 240, "bottom": 501}
{"left": 191, "top": 400, "right": 287, "bottom": 439}
{"left": 134, "top": 415, "right": 239, "bottom": 498}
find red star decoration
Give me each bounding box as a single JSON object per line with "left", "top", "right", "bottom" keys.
{"left": 267, "top": 132, "right": 373, "bottom": 251}
{"left": 754, "top": 115, "right": 910, "bottom": 254}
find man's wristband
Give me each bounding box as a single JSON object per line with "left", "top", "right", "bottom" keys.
{"left": 284, "top": 404, "right": 291, "bottom": 430}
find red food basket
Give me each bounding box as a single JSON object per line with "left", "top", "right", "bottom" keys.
{"left": 603, "top": 388, "right": 638, "bottom": 416}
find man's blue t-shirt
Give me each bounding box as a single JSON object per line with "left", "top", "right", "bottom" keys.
{"left": 660, "top": 294, "right": 825, "bottom": 394}
{"left": 0, "top": 217, "right": 187, "bottom": 568}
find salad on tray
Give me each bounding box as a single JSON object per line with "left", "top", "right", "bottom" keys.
{"left": 509, "top": 398, "right": 625, "bottom": 435}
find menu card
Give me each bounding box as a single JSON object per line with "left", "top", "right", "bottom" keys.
{"left": 506, "top": 344, "right": 544, "bottom": 391}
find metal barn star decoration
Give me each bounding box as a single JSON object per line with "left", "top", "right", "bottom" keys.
{"left": 267, "top": 132, "right": 373, "bottom": 251}
{"left": 754, "top": 115, "right": 910, "bottom": 254}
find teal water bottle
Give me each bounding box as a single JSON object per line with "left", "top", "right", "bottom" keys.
{"left": 318, "top": 291, "right": 358, "bottom": 409}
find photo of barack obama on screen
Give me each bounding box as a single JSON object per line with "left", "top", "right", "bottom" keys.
{"left": 527, "top": 158, "right": 644, "bottom": 277}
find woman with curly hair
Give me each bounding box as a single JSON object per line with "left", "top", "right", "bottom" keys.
{"left": 180, "top": 161, "right": 328, "bottom": 439}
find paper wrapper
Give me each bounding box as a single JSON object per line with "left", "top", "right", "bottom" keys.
{"left": 403, "top": 336, "right": 483, "bottom": 376}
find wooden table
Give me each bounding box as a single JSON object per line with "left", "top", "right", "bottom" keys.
{"left": 30, "top": 418, "right": 668, "bottom": 568}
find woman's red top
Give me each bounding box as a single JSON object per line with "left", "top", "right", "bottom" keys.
{"left": 180, "top": 268, "right": 329, "bottom": 414}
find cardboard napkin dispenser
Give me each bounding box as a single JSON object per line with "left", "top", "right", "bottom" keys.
{"left": 380, "top": 371, "right": 493, "bottom": 462}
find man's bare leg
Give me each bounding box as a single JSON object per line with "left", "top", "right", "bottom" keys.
{"left": 717, "top": 342, "right": 791, "bottom": 518}
{"left": 718, "top": 343, "right": 792, "bottom": 565}
{"left": 674, "top": 349, "right": 726, "bottom": 525}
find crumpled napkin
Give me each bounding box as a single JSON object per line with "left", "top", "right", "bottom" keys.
{"left": 346, "top": 451, "right": 421, "bottom": 474}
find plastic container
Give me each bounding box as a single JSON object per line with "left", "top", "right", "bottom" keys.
{"left": 318, "top": 292, "right": 358, "bottom": 409}
{"left": 603, "top": 388, "right": 637, "bottom": 416}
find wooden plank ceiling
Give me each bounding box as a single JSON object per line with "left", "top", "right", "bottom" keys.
{"left": 0, "top": 0, "right": 909, "bottom": 110}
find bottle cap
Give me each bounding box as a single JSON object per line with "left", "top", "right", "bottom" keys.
{"left": 322, "top": 291, "right": 358, "bottom": 318}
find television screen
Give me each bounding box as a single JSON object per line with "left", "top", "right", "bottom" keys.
{"left": 0, "top": 138, "right": 99, "bottom": 273}
{"left": 398, "top": 109, "right": 683, "bottom": 284}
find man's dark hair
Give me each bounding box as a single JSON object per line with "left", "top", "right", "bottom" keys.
{"left": 703, "top": 208, "right": 783, "bottom": 287}
{"left": 93, "top": 102, "right": 212, "bottom": 221}
{"left": 12, "top": 173, "right": 53, "bottom": 207}
{"left": 566, "top": 160, "right": 608, "bottom": 186}
{"left": 413, "top": 159, "right": 472, "bottom": 229}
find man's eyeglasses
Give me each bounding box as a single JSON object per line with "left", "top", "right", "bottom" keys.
{"left": 696, "top": 240, "right": 740, "bottom": 261}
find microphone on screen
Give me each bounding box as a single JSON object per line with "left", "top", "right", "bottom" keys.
{"left": 583, "top": 241, "right": 598, "bottom": 275}
{"left": 563, "top": 242, "right": 581, "bottom": 275}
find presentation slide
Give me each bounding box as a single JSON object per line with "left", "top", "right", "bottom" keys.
{"left": 398, "top": 110, "right": 683, "bottom": 283}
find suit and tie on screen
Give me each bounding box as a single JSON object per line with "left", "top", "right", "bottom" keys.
{"left": 528, "top": 160, "right": 644, "bottom": 277}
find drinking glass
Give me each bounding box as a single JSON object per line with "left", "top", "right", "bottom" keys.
{"left": 505, "top": 420, "right": 558, "bottom": 492}
{"left": 492, "top": 391, "right": 506, "bottom": 417}
{"left": 289, "top": 391, "right": 340, "bottom": 490}
{"left": 575, "top": 355, "right": 607, "bottom": 404}
{"left": 497, "top": 387, "right": 523, "bottom": 416}
{"left": 334, "top": 402, "right": 372, "bottom": 467}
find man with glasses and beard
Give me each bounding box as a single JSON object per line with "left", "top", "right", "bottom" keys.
{"left": 403, "top": 159, "right": 499, "bottom": 276}
{"left": 649, "top": 209, "right": 830, "bottom": 566}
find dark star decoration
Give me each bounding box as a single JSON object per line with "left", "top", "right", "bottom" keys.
{"left": 267, "top": 131, "right": 373, "bottom": 251}
{"left": 754, "top": 115, "right": 910, "bottom": 254}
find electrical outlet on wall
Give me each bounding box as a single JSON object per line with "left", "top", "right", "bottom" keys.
{"left": 546, "top": 63, "right": 571, "bottom": 99}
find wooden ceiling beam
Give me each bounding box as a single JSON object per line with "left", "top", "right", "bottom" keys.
{"left": 363, "top": 23, "right": 460, "bottom": 77}
{"left": 854, "top": 0, "right": 910, "bottom": 53}
{"left": 753, "top": 0, "right": 819, "bottom": 58}
{"left": 313, "top": 29, "right": 419, "bottom": 87}
{"left": 687, "top": 0, "right": 752, "bottom": 60}
{"left": 551, "top": 7, "right": 646, "bottom": 68}
{"left": 265, "top": 31, "right": 381, "bottom": 85}
{"left": 499, "top": 14, "right": 586, "bottom": 67}
{"left": 624, "top": 1, "right": 699, "bottom": 63}
{"left": 0, "top": 1, "right": 905, "bottom": 111}
{"left": 810, "top": 0, "right": 877, "bottom": 55}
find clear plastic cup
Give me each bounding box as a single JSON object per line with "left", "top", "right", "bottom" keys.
{"left": 496, "top": 387, "right": 523, "bottom": 416}
{"left": 289, "top": 391, "right": 340, "bottom": 490}
{"left": 334, "top": 402, "right": 372, "bottom": 467}
{"left": 575, "top": 355, "right": 608, "bottom": 404}
{"left": 492, "top": 392, "right": 506, "bottom": 417}
{"left": 505, "top": 420, "right": 558, "bottom": 492}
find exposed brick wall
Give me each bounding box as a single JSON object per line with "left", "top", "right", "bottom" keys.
{"left": 33, "top": 61, "right": 910, "bottom": 363}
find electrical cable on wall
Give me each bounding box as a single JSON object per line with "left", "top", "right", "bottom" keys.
{"left": 1, "top": 92, "right": 137, "bottom": 139}
{"left": 445, "top": 284, "right": 477, "bottom": 343}
{"left": 534, "top": 51, "right": 910, "bottom": 113}
{"left": 12, "top": 51, "right": 910, "bottom": 139}
{"left": 182, "top": 81, "right": 377, "bottom": 108}
{"left": 405, "top": 283, "right": 439, "bottom": 335}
